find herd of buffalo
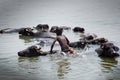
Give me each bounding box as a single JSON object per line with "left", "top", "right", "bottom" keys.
{"left": 0, "top": 24, "right": 119, "bottom": 58}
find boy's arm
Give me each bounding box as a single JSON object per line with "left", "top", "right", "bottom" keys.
{"left": 64, "top": 36, "right": 70, "bottom": 45}
{"left": 50, "top": 39, "right": 57, "bottom": 53}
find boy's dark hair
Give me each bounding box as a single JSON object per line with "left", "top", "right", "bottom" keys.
{"left": 55, "top": 27, "right": 63, "bottom": 35}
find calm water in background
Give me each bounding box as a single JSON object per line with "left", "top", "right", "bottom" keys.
{"left": 0, "top": 0, "right": 120, "bottom": 80}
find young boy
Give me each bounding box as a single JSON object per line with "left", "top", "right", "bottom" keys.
{"left": 50, "top": 27, "right": 76, "bottom": 55}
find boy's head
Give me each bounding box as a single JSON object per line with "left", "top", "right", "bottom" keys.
{"left": 55, "top": 27, "right": 63, "bottom": 36}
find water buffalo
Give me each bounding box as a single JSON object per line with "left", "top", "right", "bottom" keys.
{"left": 19, "top": 28, "right": 56, "bottom": 38}
{"left": 60, "top": 26, "right": 71, "bottom": 30}
{"left": 50, "top": 26, "right": 71, "bottom": 33}
{"left": 18, "top": 45, "right": 57, "bottom": 57}
{"left": 95, "top": 42, "right": 119, "bottom": 57}
{"left": 69, "top": 40, "right": 87, "bottom": 49}
{"left": 50, "top": 26, "right": 59, "bottom": 33}
{"left": 18, "top": 45, "right": 46, "bottom": 57}
{"left": 80, "top": 33, "right": 97, "bottom": 41}
{"left": 73, "top": 27, "right": 85, "bottom": 33}
{"left": 88, "top": 38, "right": 108, "bottom": 45}
{"left": 69, "top": 37, "right": 108, "bottom": 49}
{"left": 33, "top": 24, "right": 49, "bottom": 32}
{"left": 0, "top": 27, "right": 33, "bottom": 34}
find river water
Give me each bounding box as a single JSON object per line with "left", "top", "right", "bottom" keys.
{"left": 0, "top": 0, "right": 120, "bottom": 80}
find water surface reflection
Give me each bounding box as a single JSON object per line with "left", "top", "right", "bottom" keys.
{"left": 56, "top": 58, "right": 71, "bottom": 79}
{"left": 100, "top": 57, "right": 118, "bottom": 73}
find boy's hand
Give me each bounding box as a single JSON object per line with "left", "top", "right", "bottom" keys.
{"left": 50, "top": 50, "right": 53, "bottom": 54}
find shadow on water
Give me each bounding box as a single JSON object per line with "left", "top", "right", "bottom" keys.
{"left": 19, "top": 35, "right": 35, "bottom": 43}
{"left": 100, "top": 57, "right": 118, "bottom": 73}
{"left": 18, "top": 56, "right": 39, "bottom": 62}
{"left": 17, "top": 56, "right": 41, "bottom": 74}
